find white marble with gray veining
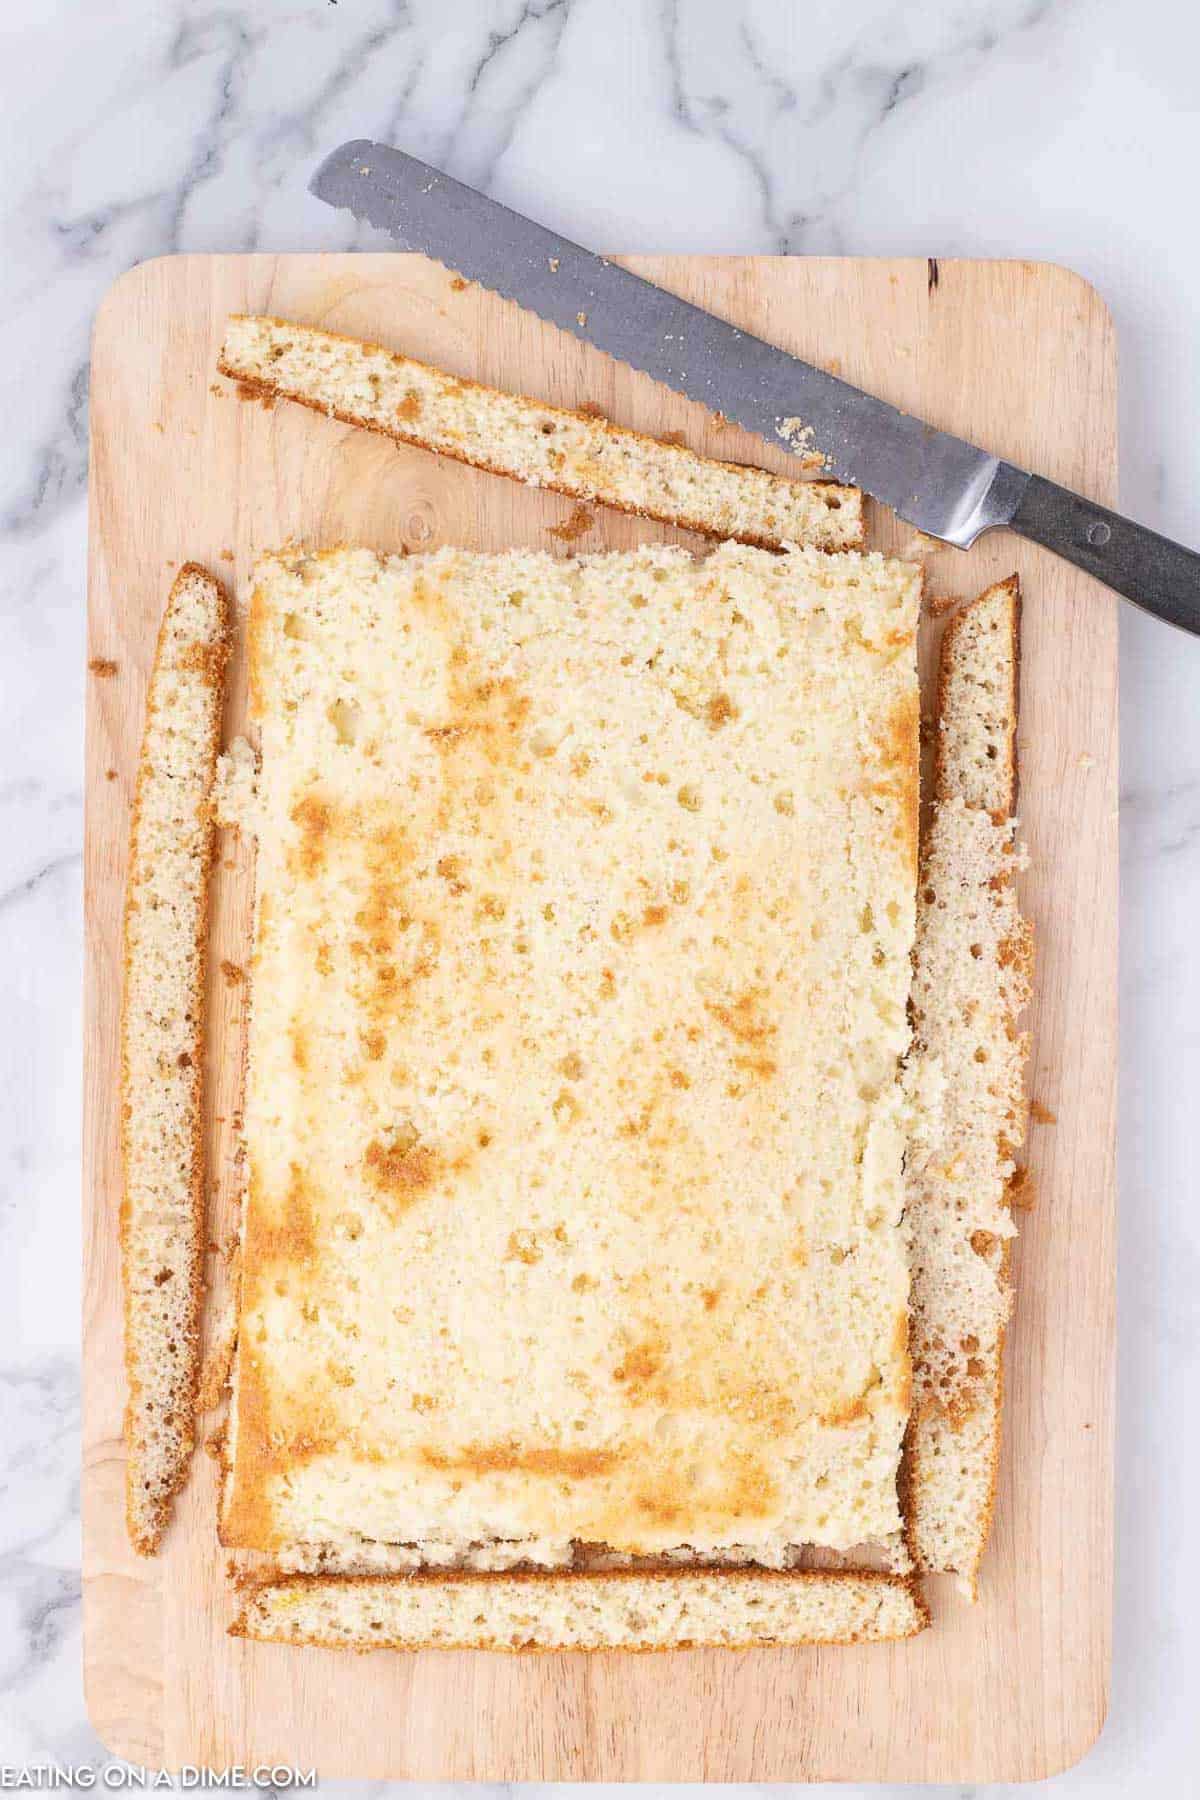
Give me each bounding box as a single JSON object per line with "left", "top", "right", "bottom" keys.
{"left": 2, "top": 0, "right": 1198, "bottom": 1792}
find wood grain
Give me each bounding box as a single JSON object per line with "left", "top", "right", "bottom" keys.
{"left": 83, "top": 254, "right": 1116, "bottom": 1782}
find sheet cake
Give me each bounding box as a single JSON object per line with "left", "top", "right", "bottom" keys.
{"left": 222, "top": 542, "right": 922, "bottom": 1564}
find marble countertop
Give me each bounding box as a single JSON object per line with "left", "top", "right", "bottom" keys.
{"left": 3, "top": 1, "right": 1197, "bottom": 1794}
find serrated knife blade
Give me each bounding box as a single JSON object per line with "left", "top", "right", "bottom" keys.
{"left": 311, "top": 139, "right": 1200, "bottom": 635}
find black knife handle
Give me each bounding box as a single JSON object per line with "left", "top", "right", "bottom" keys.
{"left": 1009, "top": 474, "right": 1200, "bottom": 637}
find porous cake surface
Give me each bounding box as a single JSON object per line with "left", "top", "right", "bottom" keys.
{"left": 122, "top": 564, "right": 228, "bottom": 1554}
{"left": 232, "top": 1566, "right": 930, "bottom": 1651}
{"left": 223, "top": 542, "right": 921, "bottom": 1561}
{"left": 218, "top": 314, "right": 863, "bottom": 552}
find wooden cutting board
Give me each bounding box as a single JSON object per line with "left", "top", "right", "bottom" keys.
{"left": 83, "top": 254, "right": 1116, "bottom": 1783}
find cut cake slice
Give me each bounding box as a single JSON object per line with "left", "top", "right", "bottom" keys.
{"left": 121, "top": 563, "right": 229, "bottom": 1553}
{"left": 218, "top": 314, "right": 862, "bottom": 552}
{"left": 905, "top": 576, "right": 1033, "bottom": 1593}
{"left": 231, "top": 1564, "right": 929, "bottom": 1651}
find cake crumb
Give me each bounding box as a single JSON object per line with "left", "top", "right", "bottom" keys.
{"left": 196, "top": 1313, "right": 237, "bottom": 1413}
{"left": 237, "top": 381, "right": 276, "bottom": 410}
{"left": 900, "top": 531, "right": 940, "bottom": 564}
{"left": 776, "top": 415, "right": 816, "bottom": 454}
{"left": 547, "top": 504, "right": 594, "bottom": 546}
{"left": 1006, "top": 1164, "right": 1035, "bottom": 1211}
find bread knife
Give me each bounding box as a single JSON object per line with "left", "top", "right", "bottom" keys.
{"left": 311, "top": 139, "right": 1200, "bottom": 636}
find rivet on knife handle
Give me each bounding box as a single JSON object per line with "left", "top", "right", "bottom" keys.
{"left": 311, "top": 139, "right": 1200, "bottom": 637}
{"left": 1008, "top": 476, "right": 1200, "bottom": 635}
